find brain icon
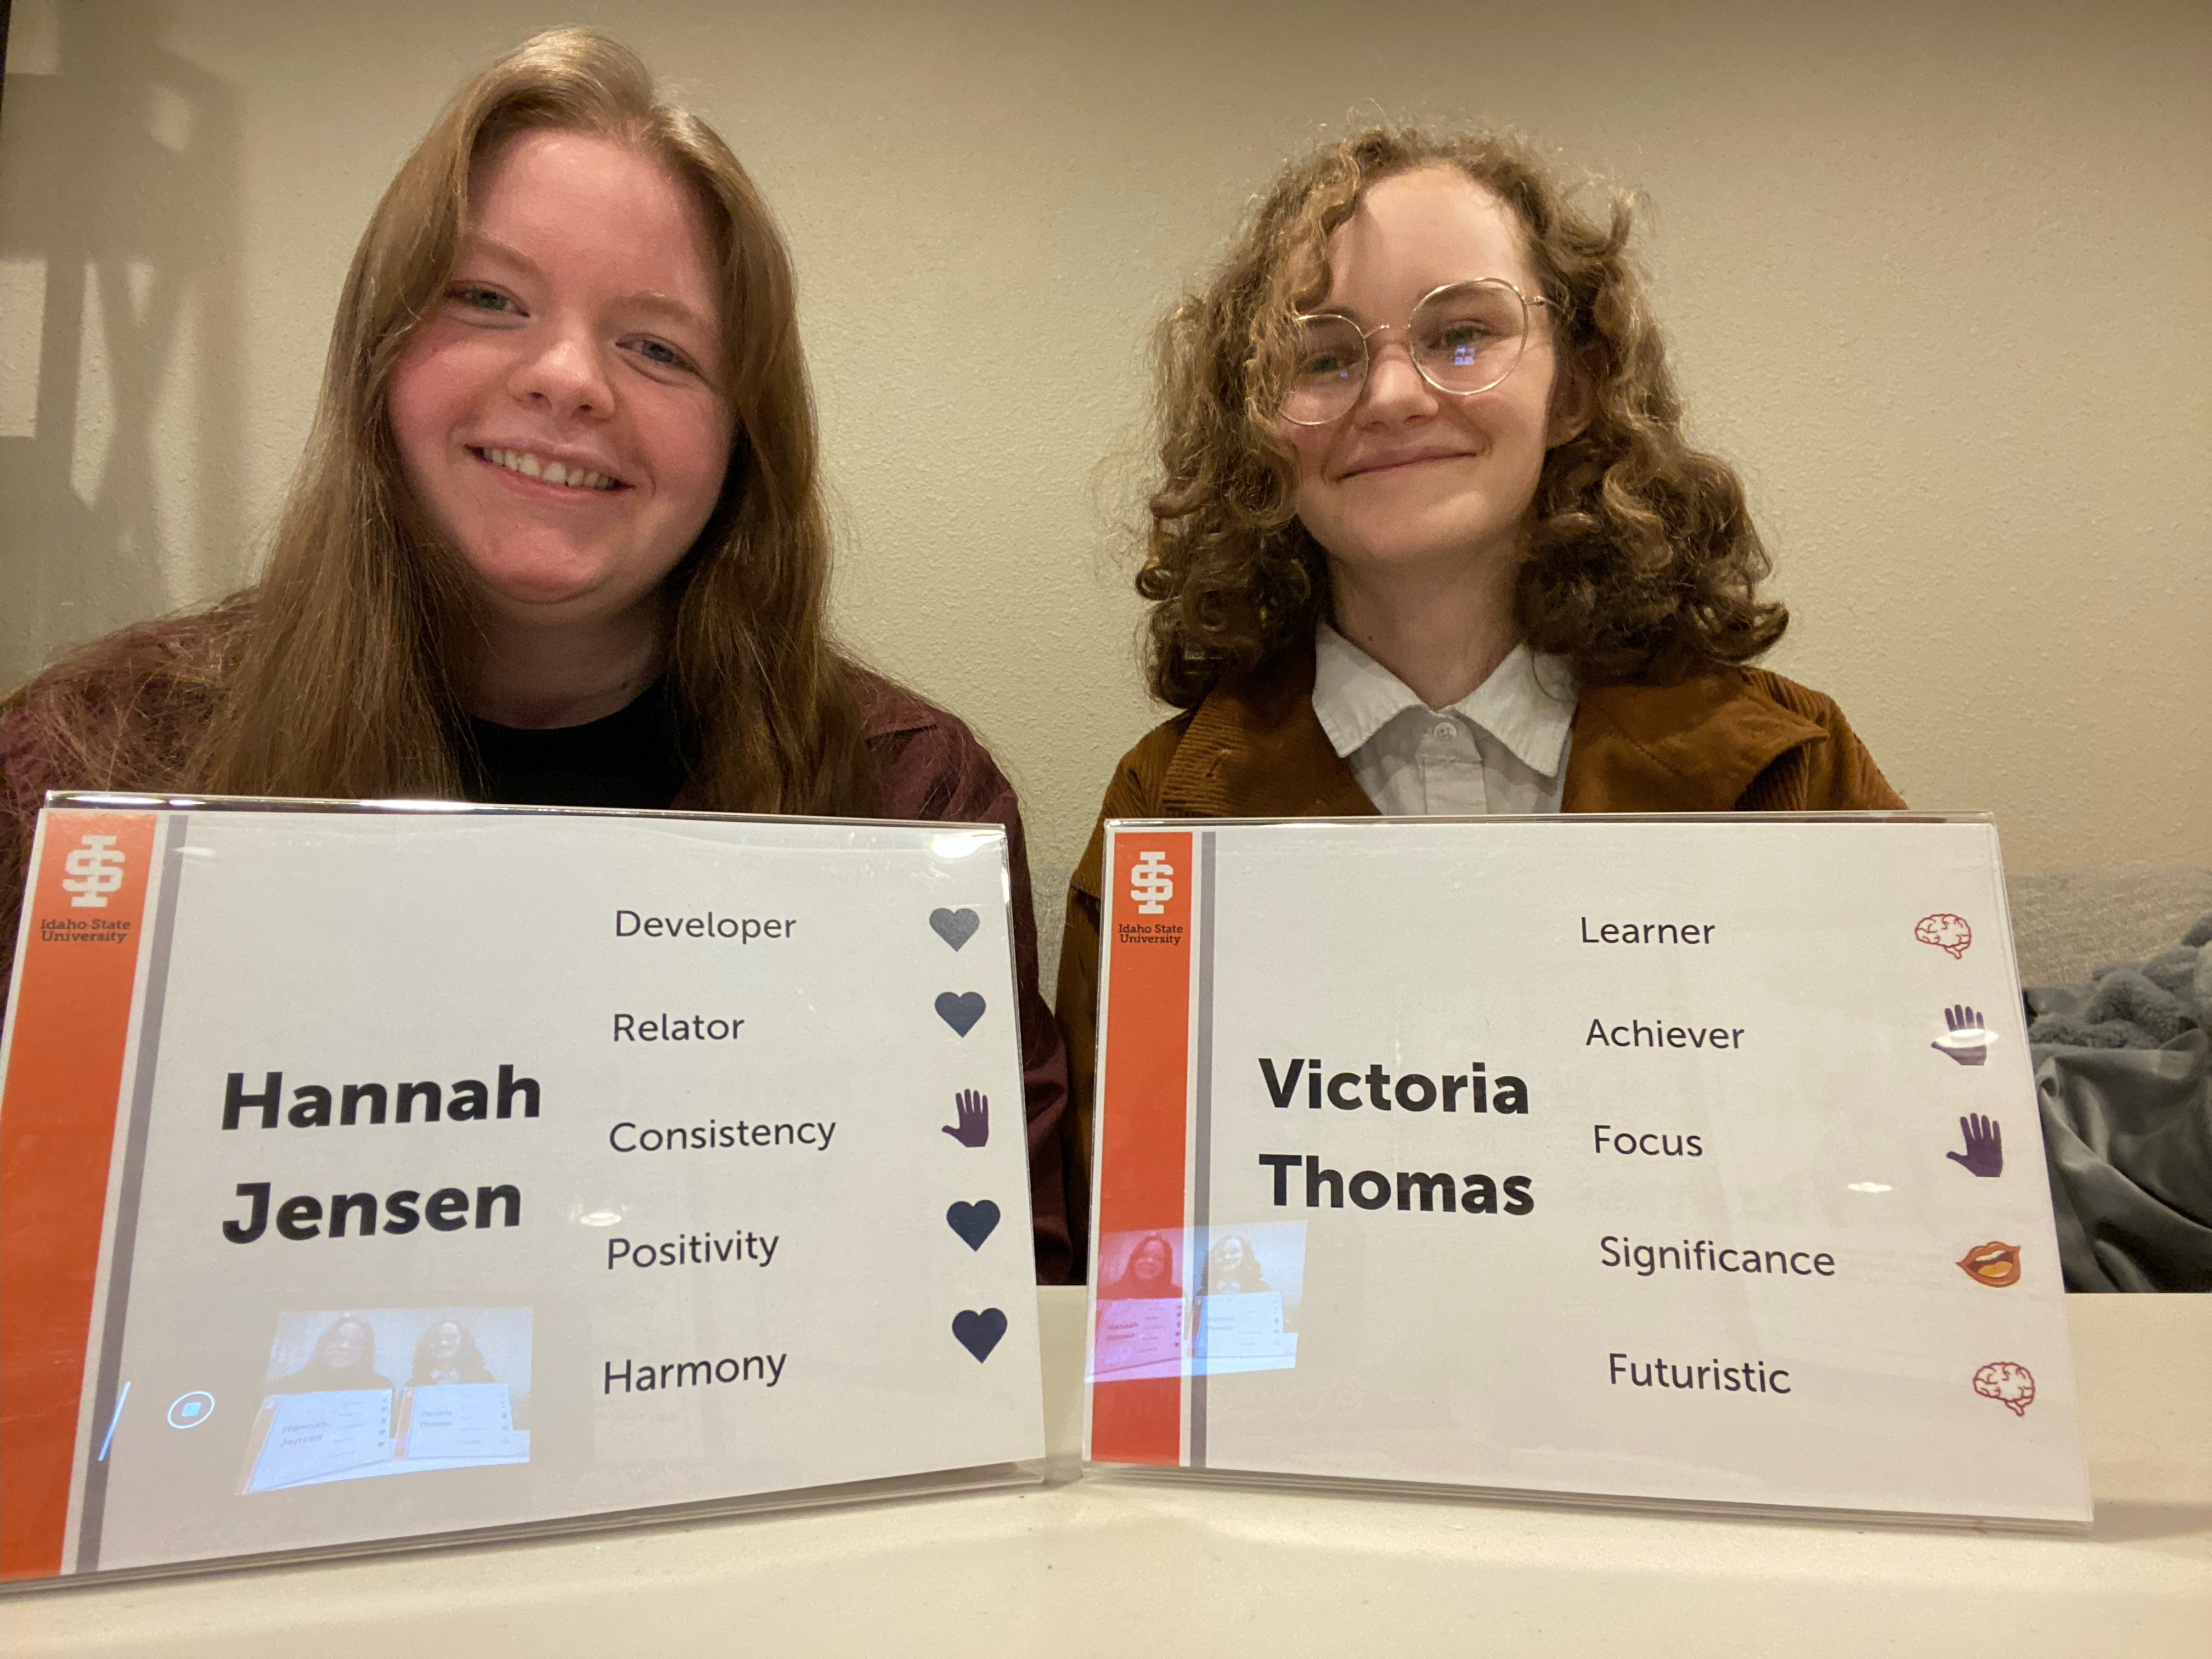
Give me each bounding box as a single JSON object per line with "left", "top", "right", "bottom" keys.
{"left": 1972, "top": 1360, "right": 2036, "bottom": 1417}
{"left": 1915, "top": 913, "right": 1973, "bottom": 959}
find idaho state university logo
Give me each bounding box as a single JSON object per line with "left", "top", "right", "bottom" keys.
{"left": 38, "top": 829, "right": 143, "bottom": 948}
{"left": 1129, "top": 849, "right": 1175, "bottom": 915}
{"left": 60, "top": 834, "right": 128, "bottom": 908}
{"left": 1114, "top": 845, "right": 1187, "bottom": 947}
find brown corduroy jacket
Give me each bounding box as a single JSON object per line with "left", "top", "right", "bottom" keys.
{"left": 1053, "top": 647, "right": 1905, "bottom": 1254}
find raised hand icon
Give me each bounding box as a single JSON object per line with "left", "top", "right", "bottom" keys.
{"left": 1945, "top": 1113, "right": 2003, "bottom": 1178}
{"left": 1931, "top": 1004, "right": 1992, "bottom": 1066}
{"left": 942, "top": 1089, "right": 989, "bottom": 1148}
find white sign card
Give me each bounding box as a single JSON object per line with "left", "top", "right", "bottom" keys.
{"left": 1083, "top": 815, "right": 2090, "bottom": 1527}
{"left": 0, "top": 799, "right": 1045, "bottom": 1581}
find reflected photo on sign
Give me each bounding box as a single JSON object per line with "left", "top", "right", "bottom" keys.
{"left": 1091, "top": 1229, "right": 1186, "bottom": 1380}
{"left": 1090, "top": 1224, "right": 1307, "bottom": 1381}
{"left": 240, "top": 1307, "right": 532, "bottom": 1493}
{"left": 1193, "top": 1223, "right": 1304, "bottom": 1376}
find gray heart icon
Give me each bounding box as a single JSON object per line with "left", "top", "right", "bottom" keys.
{"left": 929, "top": 907, "right": 980, "bottom": 951}
{"left": 934, "top": 991, "right": 986, "bottom": 1036}
{"left": 946, "top": 1199, "right": 1000, "bottom": 1250}
{"left": 952, "top": 1307, "right": 1007, "bottom": 1362}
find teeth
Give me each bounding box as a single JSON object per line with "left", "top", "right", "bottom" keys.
{"left": 479, "top": 448, "right": 616, "bottom": 490}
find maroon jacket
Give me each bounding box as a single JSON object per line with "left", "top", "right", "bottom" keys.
{"left": 1, "top": 612, "right": 1075, "bottom": 1282}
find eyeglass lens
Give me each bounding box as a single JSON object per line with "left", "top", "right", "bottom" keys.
{"left": 1283, "top": 280, "right": 1531, "bottom": 425}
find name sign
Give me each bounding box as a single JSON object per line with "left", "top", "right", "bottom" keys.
{"left": 0, "top": 798, "right": 1045, "bottom": 1581}
{"left": 1085, "top": 815, "right": 2090, "bottom": 1526}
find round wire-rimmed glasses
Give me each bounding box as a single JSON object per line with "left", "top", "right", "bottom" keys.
{"left": 1280, "top": 278, "right": 1556, "bottom": 426}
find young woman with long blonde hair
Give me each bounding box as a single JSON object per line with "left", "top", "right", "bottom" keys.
{"left": 0, "top": 29, "right": 1076, "bottom": 1279}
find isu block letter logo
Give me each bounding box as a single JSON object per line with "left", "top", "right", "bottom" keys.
{"left": 4, "top": 810, "right": 158, "bottom": 1579}
{"left": 60, "top": 834, "right": 127, "bottom": 909}
{"left": 1130, "top": 850, "right": 1175, "bottom": 915}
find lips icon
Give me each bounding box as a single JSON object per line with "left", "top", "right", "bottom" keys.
{"left": 1956, "top": 1240, "right": 2022, "bottom": 1287}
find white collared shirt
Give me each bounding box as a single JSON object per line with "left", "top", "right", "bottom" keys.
{"left": 1311, "top": 622, "right": 1578, "bottom": 816}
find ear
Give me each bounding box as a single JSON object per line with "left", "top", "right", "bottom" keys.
{"left": 1545, "top": 350, "right": 1596, "bottom": 448}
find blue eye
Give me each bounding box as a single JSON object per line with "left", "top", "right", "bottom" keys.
{"left": 453, "top": 285, "right": 516, "bottom": 313}
{"left": 636, "top": 340, "right": 685, "bottom": 368}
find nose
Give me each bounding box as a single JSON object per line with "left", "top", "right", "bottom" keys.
{"left": 1354, "top": 338, "right": 1437, "bottom": 425}
{"left": 509, "top": 317, "right": 615, "bottom": 420}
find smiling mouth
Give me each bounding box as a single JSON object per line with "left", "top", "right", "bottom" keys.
{"left": 470, "top": 446, "right": 623, "bottom": 492}
{"left": 1341, "top": 453, "right": 1471, "bottom": 480}
{"left": 1956, "top": 1242, "right": 2023, "bottom": 1286}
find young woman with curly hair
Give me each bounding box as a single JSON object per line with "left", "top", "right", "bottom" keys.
{"left": 0, "top": 29, "right": 1075, "bottom": 1279}
{"left": 1057, "top": 128, "right": 1903, "bottom": 1212}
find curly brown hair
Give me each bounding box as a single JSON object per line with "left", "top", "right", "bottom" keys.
{"left": 1139, "top": 126, "right": 1787, "bottom": 707}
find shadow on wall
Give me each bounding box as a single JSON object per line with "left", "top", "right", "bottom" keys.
{"left": 1, "top": 0, "right": 245, "bottom": 691}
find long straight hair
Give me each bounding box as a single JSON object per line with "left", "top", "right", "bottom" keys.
{"left": 194, "top": 27, "right": 873, "bottom": 811}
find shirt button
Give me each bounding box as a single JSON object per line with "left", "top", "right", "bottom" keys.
{"left": 1433, "top": 720, "right": 1456, "bottom": 741}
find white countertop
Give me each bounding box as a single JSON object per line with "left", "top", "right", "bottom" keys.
{"left": 6, "top": 1289, "right": 2206, "bottom": 1657}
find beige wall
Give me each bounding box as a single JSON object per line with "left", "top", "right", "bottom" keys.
{"left": 4, "top": 0, "right": 2207, "bottom": 979}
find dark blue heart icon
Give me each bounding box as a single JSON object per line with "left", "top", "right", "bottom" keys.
{"left": 952, "top": 1307, "right": 1007, "bottom": 1362}
{"left": 935, "top": 991, "right": 986, "bottom": 1036}
{"left": 929, "top": 908, "right": 980, "bottom": 951}
{"left": 946, "top": 1199, "right": 1000, "bottom": 1250}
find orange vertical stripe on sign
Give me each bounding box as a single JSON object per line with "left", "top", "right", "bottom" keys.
{"left": 1090, "top": 829, "right": 1195, "bottom": 1466}
{"left": 0, "top": 811, "right": 160, "bottom": 1582}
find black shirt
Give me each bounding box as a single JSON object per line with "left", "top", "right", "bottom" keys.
{"left": 464, "top": 681, "right": 691, "bottom": 810}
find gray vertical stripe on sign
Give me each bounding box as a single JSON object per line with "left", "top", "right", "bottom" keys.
{"left": 76, "top": 811, "right": 189, "bottom": 1573}
{"left": 1189, "top": 830, "right": 1218, "bottom": 1468}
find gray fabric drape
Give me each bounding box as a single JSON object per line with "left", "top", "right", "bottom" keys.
{"left": 2035, "top": 1029, "right": 2212, "bottom": 1291}
{"left": 2028, "top": 909, "right": 2212, "bottom": 1291}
